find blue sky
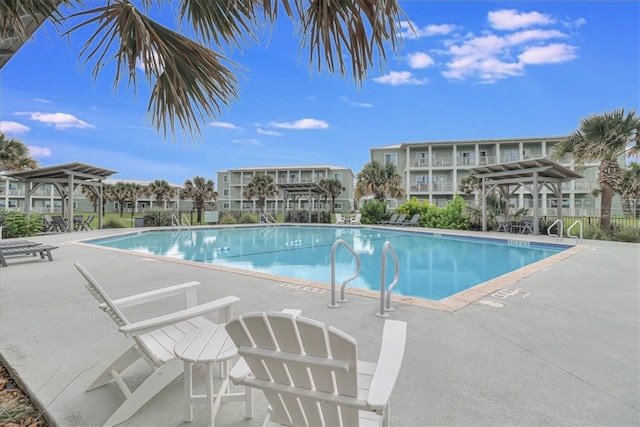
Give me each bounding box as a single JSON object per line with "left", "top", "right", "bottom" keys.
{"left": 1, "top": 1, "right": 638, "bottom": 186}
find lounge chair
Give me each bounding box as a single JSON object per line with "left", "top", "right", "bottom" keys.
{"left": 390, "top": 214, "right": 407, "bottom": 226}
{"left": 226, "top": 311, "right": 407, "bottom": 427}
{"left": 0, "top": 244, "right": 58, "bottom": 267}
{"left": 74, "top": 263, "right": 240, "bottom": 427}
{"left": 402, "top": 213, "right": 420, "bottom": 226}
{"left": 378, "top": 213, "right": 398, "bottom": 225}
{"left": 0, "top": 240, "right": 43, "bottom": 249}
{"left": 335, "top": 213, "right": 345, "bottom": 224}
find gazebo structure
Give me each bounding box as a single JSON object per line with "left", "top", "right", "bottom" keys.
{"left": 278, "top": 182, "right": 327, "bottom": 222}
{"left": 6, "top": 162, "right": 117, "bottom": 231}
{"left": 470, "top": 158, "right": 581, "bottom": 235}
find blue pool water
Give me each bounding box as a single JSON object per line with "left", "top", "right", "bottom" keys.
{"left": 87, "top": 226, "right": 569, "bottom": 300}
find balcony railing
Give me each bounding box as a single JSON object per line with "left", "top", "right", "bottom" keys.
{"left": 409, "top": 182, "right": 454, "bottom": 192}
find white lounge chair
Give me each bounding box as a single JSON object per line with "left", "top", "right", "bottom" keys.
{"left": 225, "top": 311, "right": 407, "bottom": 427}
{"left": 335, "top": 213, "right": 345, "bottom": 224}
{"left": 74, "top": 263, "right": 240, "bottom": 427}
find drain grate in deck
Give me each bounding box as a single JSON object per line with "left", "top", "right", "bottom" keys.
{"left": 492, "top": 286, "right": 530, "bottom": 299}
{"left": 280, "top": 283, "right": 326, "bottom": 293}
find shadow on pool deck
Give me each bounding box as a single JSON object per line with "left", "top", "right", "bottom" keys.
{"left": 0, "top": 226, "right": 638, "bottom": 426}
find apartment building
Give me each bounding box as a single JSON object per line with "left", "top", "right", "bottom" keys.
{"left": 216, "top": 165, "right": 355, "bottom": 213}
{"left": 370, "top": 136, "right": 606, "bottom": 216}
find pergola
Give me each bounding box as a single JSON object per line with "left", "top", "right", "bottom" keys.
{"left": 470, "top": 158, "right": 581, "bottom": 235}
{"left": 278, "top": 182, "right": 327, "bottom": 221}
{"left": 6, "top": 162, "right": 117, "bottom": 232}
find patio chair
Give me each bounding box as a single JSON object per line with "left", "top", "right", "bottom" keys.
{"left": 51, "top": 215, "right": 67, "bottom": 232}
{"left": 225, "top": 311, "right": 407, "bottom": 427}
{"left": 351, "top": 213, "right": 362, "bottom": 225}
{"left": 73, "top": 215, "right": 84, "bottom": 231}
{"left": 402, "top": 213, "right": 420, "bottom": 226}
{"left": 79, "top": 214, "right": 95, "bottom": 231}
{"left": 378, "top": 213, "right": 398, "bottom": 225}
{"left": 335, "top": 213, "right": 345, "bottom": 224}
{"left": 74, "top": 262, "right": 240, "bottom": 427}
{"left": 43, "top": 214, "right": 54, "bottom": 232}
{"left": 496, "top": 215, "right": 509, "bottom": 232}
{"left": 390, "top": 214, "right": 407, "bottom": 226}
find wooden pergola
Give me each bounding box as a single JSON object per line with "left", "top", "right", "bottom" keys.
{"left": 470, "top": 158, "right": 581, "bottom": 235}
{"left": 278, "top": 182, "right": 327, "bottom": 222}
{"left": 6, "top": 162, "right": 117, "bottom": 231}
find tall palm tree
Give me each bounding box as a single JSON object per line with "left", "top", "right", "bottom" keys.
{"left": 145, "top": 179, "right": 176, "bottom": 207}
{"left": 0, "top": 132, "right": 39, "bottom": 171}
{"left": 183, "top": 176, "right": 216, "bottom": 223}
{"left": 124, "top": 183, "right": 142, "bottom": 214}
{"left": 82, "top": 185, "right": 99, "bottom": 213}
{"left": 319, "top": 178, "right": 344, "bottom": 213}
{"left": 355, "top": 160, "right": 405, "bottom": 203}
{"left": 243, "top": 174, "right": 279, "bottom": 214}
{"left": 1, "top": 1, "right": 406, "bottom": 139}
{"left": 109, "top": 182, "right": 131, "bottom": 217}
{"left": 553, "top": 108, "right": 640, "bottom": 231}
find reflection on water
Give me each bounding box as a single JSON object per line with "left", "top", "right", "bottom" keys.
{"left": 90, "top": 227, "right": 565, "bottom": 300}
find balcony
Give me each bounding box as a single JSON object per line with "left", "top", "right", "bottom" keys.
{"left": 574, "top": 181, "right": 598, "bottom": 191}
{"left": 478, "top": 156, "right": 497, "bottom": 166}
{"left": 431, "top": 157, "right": 454, "bottom": 167}
{"left": 409, "top": 182, "right": 454, "bottom": 192}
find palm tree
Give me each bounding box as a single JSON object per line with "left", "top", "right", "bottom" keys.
{"left": 82, "top": 185, "right": 99, "bottom": 213}
{"left": 109, "top": 182, "right": 130, "bottom": 217}
{"left": 1, "top": 1, "right": 406, "bottom": 139}
{"left": 124, "top": 183, "right": 142, "bottom": 215}
{"left": 355, "top": 160, "right": 405, "bottom": 203}
{"left": 183, "top": 176, "right": 216, "bottom": 223}
{"left": 243, "top": 174, "right": 279, "bottom": 214}
{"left": 319, "top": 178, "right": 344, "bottom": 213}
{"left": 553, "top": 108, "right": 640, "bottom": 231}
{"left": 620, "top": 162, "right": 640, "bottom": 218}
{"left": 145, "top": 179, "right": 176, "bottom": 208}
{"left": 0, "top": 132, "right": 39, "bottom": 171}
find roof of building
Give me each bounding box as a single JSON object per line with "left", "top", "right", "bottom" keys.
{"left": 217, "top": 165, "right": 352, "bottom": 173}
{"left": 4, "top": 162, "right": 117, "bottom": 182}
{"left": 371, "top": 136, "right": 568, "bottom": 150}
{"left": 470, "top": 157, "right": 582, "bottom": 183}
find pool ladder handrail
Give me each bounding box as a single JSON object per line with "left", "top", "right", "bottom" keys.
{"left": 377, "top": 241, "right": 400, "bottom": 318}
{"left": 567, "top": 220, "right": 583, "bottom": 243}
{"left": 172, "top": 213, "right": 191, "bottom": 231}
{"left": 547, "top": 219, "right": 563, "bottom": 242}
{"left": 328, "top": 239, "right": 361, "bottom": 308}
{"left": 260, "top": 213, "right": 278, "bottom": 227}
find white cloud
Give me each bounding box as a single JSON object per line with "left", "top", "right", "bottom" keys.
{"left": 29, "top": 146, "right": 52, "bottom": 157}
{"left": 17, "top": 112, "right": 94, "bottom": 129}
{"left": 506, "top": 29, "right": 566, "bottom": 45}
{"left": 0, "top": 121, "right": 30, "bottom": 134}
{"left": 518, "top": 43, "right": 578, "bottom": 64}
{"left": 211, "top": 121, "right": 242, "bottom": 130}
{"left": 400, "top": 21, "right": 457, "bottom": 39}
{"left": 232, "top": 138, "right": 261, "bottom": 145}
{"left": 373, "top": 71, "right": 427, "bottom": 86}
{"left": 269, "top": 118, "right": 329, "bottom": 130}
{"left": 341, "top": 97, "right": 374, "bottom": 108}
{"left": 407, "top": 52, "right": 435, "bottom": 69}
{"left": 34, "top": 98, "right": 52, "bottom": 104}
{"left": 488, "top": 9, "right": 554, "bottom": 30}
{"left": 257, "top": 128, "right": 283, "bottom": 136}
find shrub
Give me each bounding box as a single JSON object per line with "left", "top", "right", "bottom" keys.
{"left": 612, "top": 227, "right": 640, "bottom": 243}
{"left": 359, "top": 201, "right": 386, "bottom": 224}
{"left": 143, "top": 209, "right": 173, "bottom": 227}
{"left": 238, "top": 213, "right": 258, "bottom": 224}
{"left": 0, "top": 211, "right": 43, "bottom": 238}
{"left": 103, "top": 217, "right": 127, "bottom": 228}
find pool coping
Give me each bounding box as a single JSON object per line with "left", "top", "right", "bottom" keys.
{"left": 73, "top": 225, "right": 588, "bottom": 312}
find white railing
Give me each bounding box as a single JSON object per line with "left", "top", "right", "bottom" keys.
{"left": 328, "top": 239, "right": 361, "bottom": 308}
{"left": 567, "top": 220, "right": 583, "bottom": 243}
{"left": 547, "top": 219, "right": 563, "bottom": 242}
{"left": 377, "top": 241, "right": 400, "bottom": 318}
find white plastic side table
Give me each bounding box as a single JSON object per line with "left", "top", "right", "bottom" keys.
{"left": 174, "top": 323, "right": 252, "bottom": 426}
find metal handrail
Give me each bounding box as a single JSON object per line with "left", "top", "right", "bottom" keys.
{"left": 547, "top": 219, "right": 563, "bottom": 242}
{"left": 171, "top": 213, "right": 181, "bottom": 230}
{"left": 567, "top": 220, "right": 583, "bottom": 243}
{"left": 377, "top": 241, "right": 400, "bottom": 318}
{"left": 328, "top": 239, "right": 361, "bottom": 308}
{"left": 181, "top": 214, "right": 192, "bottom": 230}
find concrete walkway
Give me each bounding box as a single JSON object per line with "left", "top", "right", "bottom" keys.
{"left": 0, "top": 227, "right": 638, "bottom": 426}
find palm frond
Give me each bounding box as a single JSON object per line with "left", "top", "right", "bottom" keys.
{"left": 0, "top": 0, "right": 73, "bottom": 38}
{"left": 65, "top": 1, "right": 240, "bottom": 139}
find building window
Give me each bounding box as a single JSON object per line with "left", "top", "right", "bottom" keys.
{"left": 223, "top": 189, "right": 229, "bottom": 196}
{"left": 333, "top": 172, "right": 342, "bottom": 181}
{"left": 223, "top": 202, "right": 230, "bottom": 209}
{"left": 384, "top": 153, "right": 397, "bottom": 166}
{"left": 415, "top": 152, "right": 428, "bottom": 166}
{"left": 223, "top": 175, "right": 228, "bottom": 183}
{"left": 334, "top": 202, "right": 342, "bottom": 211}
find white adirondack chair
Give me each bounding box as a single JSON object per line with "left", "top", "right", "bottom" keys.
{"left": 75, "top": 263, "right": 240, "bottom": 427}
{"left": 225, "top": 312, "right": 407, "bottom": 427}
{"left": 335, "top": 213, "right": 345, "bottom": 224}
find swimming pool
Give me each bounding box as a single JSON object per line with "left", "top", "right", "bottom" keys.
{"left": 87, "top": 226, "right": 571, "bottom": 301}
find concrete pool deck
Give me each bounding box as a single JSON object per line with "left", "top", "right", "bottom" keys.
{"left": 0, "top": 226, "right": 638, "bottom": 426}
